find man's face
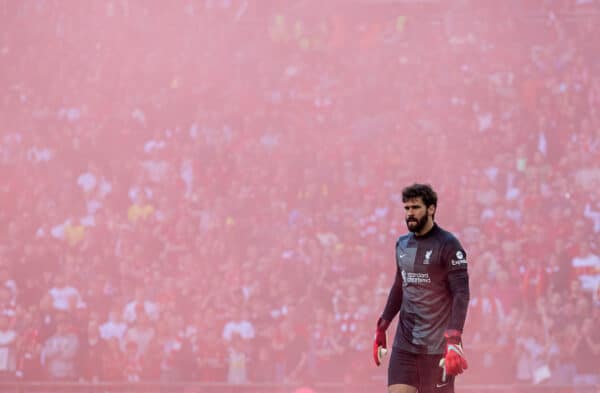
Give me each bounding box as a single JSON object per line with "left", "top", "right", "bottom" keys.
{"left": 404, "top": 197, "right": 433, "bottom": 233}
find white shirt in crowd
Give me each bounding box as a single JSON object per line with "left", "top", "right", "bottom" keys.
{"left": 48, "top": 286, "right": 85, "bottom": 311}
{"left": 122, "top": 300, "right": 159, "bottom": 323}
{"left": 571, "top": 253, "right": 600, "bottom": 291}
{"left": 222, "top": 320, "right": 255, "bottom": 341}
{"left": 99, "top": 319, "right": 128, "bottom": 341}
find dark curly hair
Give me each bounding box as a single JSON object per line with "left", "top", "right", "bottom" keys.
{"left": 401, "top": 183, "right": 438, "bottom": 208}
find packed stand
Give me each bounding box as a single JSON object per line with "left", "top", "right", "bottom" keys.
{"left": 0, "top": 0, "right": 599, "bottom": 388}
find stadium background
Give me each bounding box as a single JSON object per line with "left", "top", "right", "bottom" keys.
{"left": 0, "top": 0, "right": 599, "bottom": 392}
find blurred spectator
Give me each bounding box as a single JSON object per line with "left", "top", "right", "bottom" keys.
{"left": 80, "top": 319, "right": 108, "bottom": 382}
{"left": 195, "top": 327, "right": 227, "bottom": 382}
{"left": 82, "top": 274, "right": 113, "bottom": 320}
{"left": 466, "top": 316, "right": 513, "bottom": 384}
{"left": 0, "top": 266, "right": 17, "bottom": 306}
{"left": 468, "top": 282, "right": 506, "bottom": 327}
{"left": 47, "top": 273, "right": 85, "bottom": 312}
{"left": 0, "top": 287, "right": 15, "bottom": 320}
{"left": 547, "top": 324, "right": 576, "bottom": 386}
{"left": 222, "top": 308, "right": 256, "bottom": 341}
{"left": 127, "top": 191, "right": 155, "bottom": 224}
{"left": 123, "top": 341, "right": 142, "bottom": 382}
{"left": 226, "top": 334, "right": 249, "bottom": 385}
{"left": 572, "top": 317, "right": 600, "bottom": 388}
{"left": 270, "top": 321, "right": 288, "bottom": 383}
{"left": 122, "top": 287, "right": 159, "bottom": 323}
{"left": 514, "top": 318, "right": 547, "bottom": 384}
{"left": 99, "top": 307, "right": 128, "bottom": 342}
{"left": 159, "top": 314, "right": 194, "bottom": 383}
{"left": 544, "top": 253, "right": 572, "bottom": 294}
{"left": 102, "top": 338, "right": 126, "bottom": 381}
{"left": 14, "top": 309, "right": 43, "bottom": 381}
{"left": 41, "top": 313, "right": 79, "bottom": 381}
{"left": 571, "top": 241, "right": 600, "bottom": 292}
{"left": 121, "top": 311, "right": 155, "bottom": 357}
{"left": 0, "top": 314, "right": 17, "bottom": 381}
{"left": 312, "top": 314, "right": 345, "bottom": 383}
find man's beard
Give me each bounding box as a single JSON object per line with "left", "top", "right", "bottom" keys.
{"left": 406, "top": 215, "right": 428, "bottom": 233}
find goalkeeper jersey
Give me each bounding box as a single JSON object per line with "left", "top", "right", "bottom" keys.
{"left": 382, "top": 223, "right": 470, "bottom": 355}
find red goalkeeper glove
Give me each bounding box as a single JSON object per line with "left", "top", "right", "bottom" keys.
{"left": 440, "top": 330, "right": 468, "bottom": 377}
{"left": 373, "top": 317, "right": 390, "bottom": 366}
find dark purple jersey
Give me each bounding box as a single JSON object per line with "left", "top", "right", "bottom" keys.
{"left": 382, "top": 223, "right": 469, "bottom": 355}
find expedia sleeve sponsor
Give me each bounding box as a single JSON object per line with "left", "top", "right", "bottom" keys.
{"left": 445, "top": 242, "right": 467, "bottom": 271}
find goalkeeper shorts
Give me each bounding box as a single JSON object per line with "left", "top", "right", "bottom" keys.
{"left": 388, "top": 348, "right": 455, "bottom": 393}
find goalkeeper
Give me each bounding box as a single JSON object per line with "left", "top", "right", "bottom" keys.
{"left": 373, "top": 184, "right": 470, "bottom": 393}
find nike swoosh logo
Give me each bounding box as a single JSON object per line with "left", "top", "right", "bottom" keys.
{"left": 436, "top": 383, "right": 449, "bottom": 388}
{"left": 398, "top": 253, "right": 407, "bottom": 258}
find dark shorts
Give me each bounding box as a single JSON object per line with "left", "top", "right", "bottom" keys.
{"left": 388, "top": 348, "right": 455, "bottom": 393}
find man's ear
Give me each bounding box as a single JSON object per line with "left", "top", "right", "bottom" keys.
{"left": 428, "top": 205, "right": 436, "bottom": 217}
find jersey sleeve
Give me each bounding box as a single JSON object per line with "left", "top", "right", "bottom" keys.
{"left": 381, "top": 239, "right": 404, "bottom": 322}
{"left": 443, "top": 235, "right": 470, "bottom": 332}
{"left": 442, "top": 236, "right": 468, "bottom": 272}
{"left": 382, "top": 264, "right": 403, "bottom": 322}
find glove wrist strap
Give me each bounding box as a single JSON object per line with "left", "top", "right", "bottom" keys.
{"left": 444, "top": 329, "right": 462, "bottom": 345}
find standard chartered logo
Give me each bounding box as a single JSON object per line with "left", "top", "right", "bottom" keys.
{"left": 402, "top": 270, "right": 431, "bottom": 284}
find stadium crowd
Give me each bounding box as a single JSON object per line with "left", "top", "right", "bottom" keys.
{"left": 0, "top": 0, "right": 599, "bottom": 389}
